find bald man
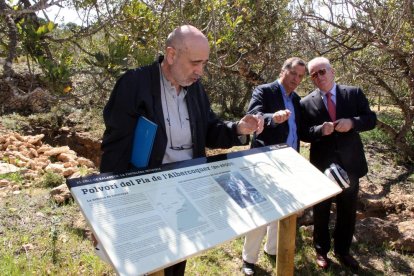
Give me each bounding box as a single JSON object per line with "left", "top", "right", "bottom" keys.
{"left": 100, "top": 25, "right": 263, "bottom": 275}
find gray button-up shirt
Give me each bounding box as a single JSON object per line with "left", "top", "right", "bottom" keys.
{"left": 160, "top": 68, "right": 193, "bottom": 164}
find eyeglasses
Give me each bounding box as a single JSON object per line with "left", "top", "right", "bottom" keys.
{"left": 170, "top": 143, "right": 193, "bottom": 151}
{"left": 166, "top": 120, "right": 193, "bottom": 151}
{"left": 310, "top": 68, "right": 327, "bottom": 80}
{"left": 166, "top": 118, "right": 193, "bottom": 150}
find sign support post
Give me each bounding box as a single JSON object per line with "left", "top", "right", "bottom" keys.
{"left": 276, "top": 213, "right": 297, "bottom": 276}
{"left": 149, "top": 270, "right": 164, "bottom": 276}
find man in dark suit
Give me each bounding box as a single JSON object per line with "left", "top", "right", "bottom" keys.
{"left": 300, "top": 57, "right": 376, "bottom": 271}
{"left": 241, "top": 57, "right": 306, "bottom": 275}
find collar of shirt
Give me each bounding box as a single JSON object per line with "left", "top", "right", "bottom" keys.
{"left": 277, "top": 80, "right": 293, "bottom": 101}
{"left": 161, "top": 72, "right": 187, "bottom": 98}
{"left": 320, "top": 83, "right": 337, "bottom": 97}
{"left": 320, "top": 83, "right": 337, "bottom": 105}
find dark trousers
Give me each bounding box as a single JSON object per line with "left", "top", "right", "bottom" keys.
{"left": 164, "top": 261, "right": 186, "bottom": 276}
{"left": 313, "top": 174, "right": 359, "bottom": 256}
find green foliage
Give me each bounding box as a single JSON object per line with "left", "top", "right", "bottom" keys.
{"left": 37, "top": 51, "right": 73, "bottom": 95}
{"left": 16, "top": 19, "right": 46, "bottom": 57}
{"left": 3, "top": 0, "right": 294, "bottom": 116}
{"left": 0, "top": 172, "right": 24, "bottom": 185}
{"left": 83, "top": 0, "right": 158, "bottom": 79}
{"left": 36, "top": 21, "right": 56, "bottom": 36}
{"left": 2, "top": 0, "right": 413, "bottom": 160}
{"left": 118, "top": 0, "right": 159, "bottom": 66}
{"left": 37, "top": 171, "right": 65, "bottom": 188}
{"left": 85, "top": 35, "right": 131, "bottom": 78}
{"left": 183, "top": 0, "right": 294, "bottom": 116}
{"left": 13, "top": 12, "right": 73, "bottom": 96}
{"left": 361, "top": 128, "right": 392, "bottom": 145}
{"left": 78, "top": 166, "right": 90, "bottom": 176}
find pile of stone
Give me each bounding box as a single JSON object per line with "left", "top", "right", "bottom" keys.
{"left": 0, "top": 131, "right": 97, "bottom": 198}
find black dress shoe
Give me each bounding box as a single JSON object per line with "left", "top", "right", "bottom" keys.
{"left": 335, "top": 253, "right": 359, "bottom": 271}
{"left": 242, "top": 260, "right": 255, "bottom": 275}
{"left": 316, "top": 253, "right": 330, "bottom": 270}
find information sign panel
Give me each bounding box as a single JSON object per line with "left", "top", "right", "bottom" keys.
{"left": 67, "top": 145, "right": 341, "bottom": 275}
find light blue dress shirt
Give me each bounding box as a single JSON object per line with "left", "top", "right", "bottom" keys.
{"left": 277, "top": 80, "right": 298, "bottom": 151}
{"left": 321, "top": 83, "right": 337, "bottom": 109}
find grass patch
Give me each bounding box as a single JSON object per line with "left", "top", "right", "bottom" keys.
{"left": 1, "top": 171, "right": 24, "bottom": 185}
{"left": 187, "top": 237, "right": 249, "bottom": 275}
{"left": 36, "top": 171, "right": 65, "bottom": 188}
{"left": 0, "top": 189, "right": 115, "bottom": 276}
{"left": 1, "top": 113, "right": 31, "bottom": 132}
{"left": 360, "top": 127, "right": 392, "bottom": 145}
{"left": 368, "top": 109, "right": 414, "bottom": 151}
{"left": 299, "top": 143, "right": 310, "bottom": 160}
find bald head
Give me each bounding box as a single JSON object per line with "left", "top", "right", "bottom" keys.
{"left": 166, "top": 25, "right": 209, "bottom": 53}
{"left": 162, "top": 25, "right": 210, "bottom": 90}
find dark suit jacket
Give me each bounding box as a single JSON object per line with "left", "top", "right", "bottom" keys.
{"left": 247, "top": 81, "right": 301, "bottom": 150}
{"left": 300, "top": 84, "right": 376, "bottom": 177}
{"left": 100, "top": 56, "right": 243, "bottom": 173}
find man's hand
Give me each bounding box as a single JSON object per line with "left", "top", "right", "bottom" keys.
{"left": 334, "top": 118, "right": 353, "bottom": 132}
{"left": 322, "top": 119, "right": 354, "bottom": 135}
{"left": 321, "top": 121, "right": 335, "bottom": 136}
{"left": 237, "top": 114, "right": 264, "bottom": 135}
{"left": 272, "top": 109, "right": 291, "bottom": 124}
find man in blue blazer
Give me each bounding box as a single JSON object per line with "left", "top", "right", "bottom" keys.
{"left": 241, "top": 57, "right": 306, "bottom": 275}
{"left": 300, "top": 57, "right": 376, "bottom": 271}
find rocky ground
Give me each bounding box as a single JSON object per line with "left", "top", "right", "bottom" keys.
{"left": 356, "top": 142, "right": 414, "bottom": 248}
{"left": 0, "top": 123, "right": 413, "bottom": 274}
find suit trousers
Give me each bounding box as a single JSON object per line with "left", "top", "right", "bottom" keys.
{"left": 164, "top": 261, "right": 186, "bottom": 276}
{"left": 242, "top": 221, "right": 278, "bottom": 263}
{"left": 313, "top": 174, "right": 359, "bottom": 256}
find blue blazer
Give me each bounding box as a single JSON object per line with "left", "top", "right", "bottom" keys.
{"left": 247, "top": 81, "right": 301, "bottom": 151}
{"left": 300, "top": 84, "right": 376, "bottom": 177}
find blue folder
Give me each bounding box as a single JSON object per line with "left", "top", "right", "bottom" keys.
{"left": 131, "top": 116, "right": 157, "bottom": 168}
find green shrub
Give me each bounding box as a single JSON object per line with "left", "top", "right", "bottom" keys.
{"left": 37, "top": 171, "right": 65, "bottom": 188}
{"left": 360, "top": 128, "right": 392, "bottom": 145}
